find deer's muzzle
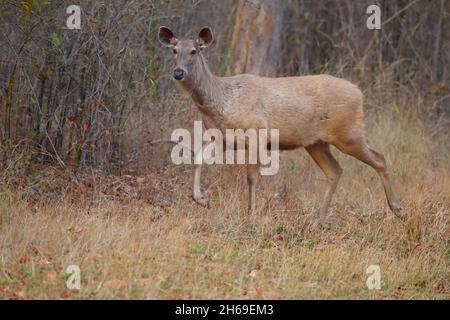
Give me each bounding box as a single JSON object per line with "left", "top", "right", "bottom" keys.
{"left": 173, "top": 68, "right": 186, "bottom": 80}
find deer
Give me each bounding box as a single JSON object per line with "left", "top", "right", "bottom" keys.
{"left": 157, "top": 26, "right": 402, "bottom": 224}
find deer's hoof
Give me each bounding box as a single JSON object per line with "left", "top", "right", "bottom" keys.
{"left": 389, "top": 203, "right": 404, "bottom": 219}
{"left": 312, "top": 213, "right": 336, "bottom": 230}
{"left": 193, "top": 195, "right": 210, "bottom": 208}
{"left": 312, "top": 220, "right": 331, "bottom": 231}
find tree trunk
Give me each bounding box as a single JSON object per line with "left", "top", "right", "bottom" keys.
{"left": 227, "top": 0, "right": 285, "bottom": 77}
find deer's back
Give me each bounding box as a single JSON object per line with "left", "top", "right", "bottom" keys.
{"left": 218, "top": 74, "right": 364, "bottom": 148}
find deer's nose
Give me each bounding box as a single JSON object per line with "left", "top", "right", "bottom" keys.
{"left": 173, "top": 68, "right": 185, "bottom": 80}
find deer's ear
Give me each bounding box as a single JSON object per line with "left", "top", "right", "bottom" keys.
{"left": 158, "top": 26, "right": 177, "bottom": 47}
{"left": 197, "top": 26, "right": 214, "bottom": 48}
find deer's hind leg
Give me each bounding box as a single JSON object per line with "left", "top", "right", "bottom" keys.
{"left": 306, "top": 142, "right": 343, "bottom": 221}
{"left": 335, "top": 138, "right": 402, "bottom": 216}
{"left": 247, "top": 164, "right": 259, "bottom": 212}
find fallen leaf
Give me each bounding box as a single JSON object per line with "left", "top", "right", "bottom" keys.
{"left": 82, "top": 122, "right": 89, "bottom": 133}
{"left": 249, "top": 270, "right": 258, "bottom": 278}
{"left": 273, "top": 234, "right": 284, "bottom": 241}
{"left": 18, "top": 253, "right": 29, "bottom": 264}
{"left": 37, "top": 257, "right": 51, "bottom": 266}
{"left": 105, "top": 279, "right": 126, "bottom": 289}
{"left": 83, "top": 176, "right": 94, "bottom": 188}
{"left": 61, "top": 290, "right": 72, "bottom": 299}
{"left": 46, "top": 271, "right": 58, "bottom": 280}
{"left": 255, "top": 286, "right": 264, "bottom": 299}
{"left": 12, "top": 291, "right": 25, "bottom": 300}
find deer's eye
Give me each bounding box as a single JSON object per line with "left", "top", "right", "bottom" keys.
{"left": 173, "top": 48, "right": 177, "bottom": 54}
{"left": 190, "top": 49, "right": 197, "bottom": 55}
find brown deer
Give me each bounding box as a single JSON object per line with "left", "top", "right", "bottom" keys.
{"left": 158, "top": 26, "right": 402, "bottom": 223}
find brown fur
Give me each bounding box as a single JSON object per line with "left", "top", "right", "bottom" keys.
{"left": 158, "top": 27, "right": 402, "bottom": 223}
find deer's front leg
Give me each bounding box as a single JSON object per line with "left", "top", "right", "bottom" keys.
{"left": 193, "top": 143, "right": 210, "bottom": 208}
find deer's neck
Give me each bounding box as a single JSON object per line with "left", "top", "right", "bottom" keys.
{"left": 181, "top": 54, "right": 225, "bottom": 112}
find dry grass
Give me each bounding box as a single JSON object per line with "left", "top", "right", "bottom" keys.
{"left": 0, "top": 110, "right": 449, "bottom": 299}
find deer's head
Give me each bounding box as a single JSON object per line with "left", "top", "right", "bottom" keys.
{"left": 158, "top": 26, "right": 214, "bottom": 81}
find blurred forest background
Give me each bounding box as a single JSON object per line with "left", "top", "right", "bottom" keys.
{"left": 0, "top": 0, "right": 449, "bottom": 173}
